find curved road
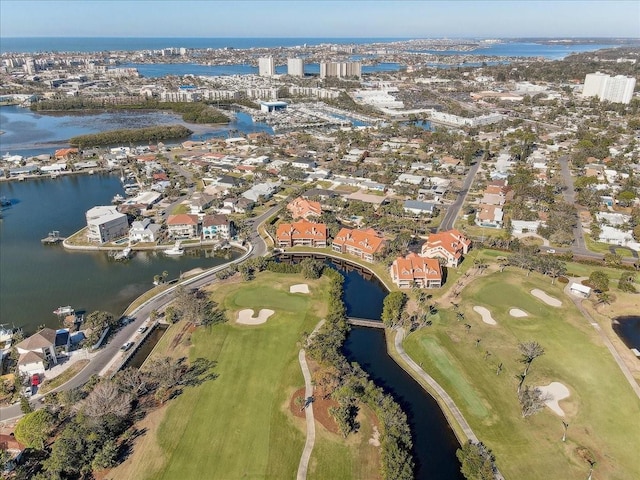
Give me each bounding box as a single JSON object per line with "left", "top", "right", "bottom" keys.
{"left": 0, "top": 203, "right": 281, "bottom": 423}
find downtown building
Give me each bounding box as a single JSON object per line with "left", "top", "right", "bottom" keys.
{"left": 320, "top": 61, "right": 362, "bottom": 79}
{"left": 582, "top": 72, "right": 636, "bottom": 104}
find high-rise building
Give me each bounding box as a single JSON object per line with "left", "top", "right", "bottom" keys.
{"left": 319, "top": 61, "right": 362, "bottom": 79}
{"left": 258, "top": 57, "right": 275, "bottom": 77}
{"left": 287, "top": 58, "right": 304, "bottom": 77}
{"left": 582, "top": 72, "right": 636, "bottom": 104}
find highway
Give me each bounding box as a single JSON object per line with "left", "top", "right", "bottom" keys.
{"left": 0, "top": 203, "right": 280, "bottom": 423}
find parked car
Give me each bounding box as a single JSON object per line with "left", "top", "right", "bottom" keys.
{"left": 137, "top": 326, "right": 148, "bottom": 334}
{"left": 120, "top": 341, "right": 134, "bottom": 352}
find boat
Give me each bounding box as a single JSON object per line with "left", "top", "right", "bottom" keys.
{"left": 164, "top": 241, "right": 184, "bottom": 256}
{"left": 53, "top": 306, "right": 74, "bottom": 316}
{"left": 111, "top": 194, "right": 125, "bottom": 204}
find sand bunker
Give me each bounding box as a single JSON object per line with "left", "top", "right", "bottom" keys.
{"left": 531, "top": 289, "right": 562, "bottom": 307}
{"left": 289, "top": 283, "right": 310, "bottom": 294}
{"left": 509, "top": 308, "right": 529, "bottom": 318}
{"left": 236, "top": 309, "right": 275, "bottom": 325}
{"left": 473, "top": 306, "right": 497, "bottom": 325}
{"left": 537, "top": 382, "right": 570, "bottom": 416}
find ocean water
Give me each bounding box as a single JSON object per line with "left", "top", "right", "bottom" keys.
{"left": 0, "top": 37, "right": 624, "bottom": 60}
{"left": 0, "top": 37, "right": 409, "bottom": 54}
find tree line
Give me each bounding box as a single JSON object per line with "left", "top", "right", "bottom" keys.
{"left": 69, "top": 125, "right": 192, "bottom": 148}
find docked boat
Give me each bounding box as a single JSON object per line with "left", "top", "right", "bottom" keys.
{"left": 164, "top": 241, "right": 184, "bottom": 256}
{"left": 53, "top": 305, "right": 74, "bottom": 316}
{"left": 111, "top": 194, "right": 125, "bottom": 204}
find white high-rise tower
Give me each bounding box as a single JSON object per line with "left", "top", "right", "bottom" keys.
{"left": 287, "top": 58, "right": 304, "bottom": 77}
{"left": 258, "top": 57, "right": 275, "bottom": 77}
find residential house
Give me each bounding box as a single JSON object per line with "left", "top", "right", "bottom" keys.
{"left": 287, "top": 197, "right": 322, "bottom": 219}
{"left": 291, "top": 158, "right": 317, "bottom": 169}
{"left": 189, "top": 192, "right": 215, "bottom": 214}
{"left": 332, "top": 227, "right": 385, "bottom": 262}
{"left": 391, "top": 253, "right": 443, "bottom": 289}
{"left": 242, "top": 181, "right": 280, "bottom": 202}
{"left": 15, "top": 328, "right": 58, "bottom": 376}
{"left": 0, "top": 434, "right": 24, "bottom": 474}
{"left": 476, "top": 204, "right": 504, "bottom": 228}
{"left": 202, "top": 214, "right": 233, "bottom": 240}
{"left": 166, "top": 214, "right": 200, "bottom": 239}
{"left": 421, "top": 229, "right": 472, "bottom": 268}
{"left": 403, "top": 200, "right": 437, "bottom": 216}
{"left": 276, "top": 220, "right": 328, "bottom": 248}
{"left": 129, "top": 218, "right": 161, "bottom": 243}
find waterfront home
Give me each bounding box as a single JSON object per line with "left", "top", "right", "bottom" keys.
{"left": 332, "top": 227, "right": 385, "bottom": 263}
{"left": 166, "top": 214, "right": 200, "bottom": 239}
{"left": 276, "top": 220, "right": 328, "bottom": 248}
{"left": 287, "top": 197, "right": 322, "bottom": 220}
{"left": 391, "top": 253, "right": 443, "bottom": 289}
{"left": 129, "top": 218, "right": 161, "bottom": 243}
{"left": 15, "top": 328, "right": 58, "bottom": 376}
{"left": 86, "top": 206, "right": 129, "bottom": 244}
{"left": 421, "top": 229, "right": 471, "bottom": 268}
{"left": 188, "top": 192, "right": 215, "bottom": 214}
{"left": 202, "top": 214, "right": 233, "bottom": 240}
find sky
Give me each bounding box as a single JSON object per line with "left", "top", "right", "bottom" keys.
{"left": 1, "top": 0, "right": 639, "bottom": 38}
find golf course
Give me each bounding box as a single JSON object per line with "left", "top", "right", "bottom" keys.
{"left": 107, "top": 271, "right": 381, "bottom": 480}
{"left": 404, "top": 268, "right": 640, "bottom": 480}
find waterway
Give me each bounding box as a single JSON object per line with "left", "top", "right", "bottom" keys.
{"left": 127, "top": 323, "right": 169, "bottom": 369}
{"left": 327, "top": 259, "right": 463, "bottom": 480}
{"left": 0, "top": 174, "right": 240, "bottom": 334}
{"left": 122, "top": 62, "right": 403, "bottom": 78}
{"left": 0, "top": 105, "right": 273, "bottom": 157}
{"left": 612, "top": 316, "right": 640, "bottom": 352}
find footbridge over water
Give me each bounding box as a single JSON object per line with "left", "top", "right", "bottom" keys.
{"left": 346, "top": 317, "right": 386, "bottom": 329}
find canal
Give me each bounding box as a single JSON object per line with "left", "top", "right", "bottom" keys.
{"left": 328, "top": 258, "right": 464, "bottom": 480}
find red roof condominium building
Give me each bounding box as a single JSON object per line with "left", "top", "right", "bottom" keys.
{"left": 332, "top": 227, "right": 385, "bottom": 263}
{"left": 391, "top": 253, "right": 443, "bottom": 289}
{"left": 287, "top": 197, "right": 322, "bottom": 219}
{"left": 276, "top": 220, "right": 327, "bottom": 248}
{"left": 421, "top": 229, "right": 472, "bottom": 268}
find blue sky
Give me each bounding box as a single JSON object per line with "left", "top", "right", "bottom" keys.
{"left": 1, "top": 1, "right": 638, "bottom": 38}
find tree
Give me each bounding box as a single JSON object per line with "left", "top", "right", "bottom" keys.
{"left": 518, "top": 385, "right": 551, "bottom": 418}
{"left": 19, "top": 394, "right": 33, "bottom": 414}
{"left": 518, "top": 341, "right": 545, "bottom": 390}
{"left": 381, "top": 291, "right": 407, "bottom": 327}
{"left": 14, "top": 409, "right": 55, "bottom": 450}
{"left": 589, "top": 270, "right": 609, "bottom": 293}
{"left": 456, "top": 440, "right": 497, "bottom": 480}
{"left": 76, "top": 380, "right": 132, "bottom": 419}
{"left": 92, "top": 439, "right": 119, "bottom": 471}
{"left": 300, "top": 258, "right": 324, "bottom": 279}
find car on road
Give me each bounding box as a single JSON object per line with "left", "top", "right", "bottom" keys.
{"left": 120, "top": 341, "right": 134, "bottom": 352}
{"left": 137, "top": 326, "right": 148, "bottom": 334}
{"left": 547, "top": 249, "right": 556, "bottom": 254}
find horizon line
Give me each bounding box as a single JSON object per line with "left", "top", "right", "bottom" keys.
{"left": 2, "top": 35, "right": 639, "bottom": 40}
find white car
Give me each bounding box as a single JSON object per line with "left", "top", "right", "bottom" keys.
{"left": 137, "top": 326, "right": 148, "bottom": 334}
{"left": 120, "top": 341, "right": 134, "bottom": 352}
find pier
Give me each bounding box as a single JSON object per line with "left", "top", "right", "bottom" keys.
{"left": 41, "top": 230, "right": 65, "bottom": 244}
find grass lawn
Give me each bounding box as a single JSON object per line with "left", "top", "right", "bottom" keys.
{"left": 109, "top": 272, "right": 376, "bottom": 480}
{"left": 404, "top": 270, "right": 640, "bottom": 480}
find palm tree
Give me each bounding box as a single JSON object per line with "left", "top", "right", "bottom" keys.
{"left": 162, "top": 270, "right": 169, "bottom": 283}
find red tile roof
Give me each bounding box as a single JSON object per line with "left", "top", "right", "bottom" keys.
{"left": 276, "top": 220, "right": 327, "bottom": 243}
{"left": 392, "top": 253, "right": 442, "bottom": 281}
{"left": 333, "top": 227, "right": 385, "bottom": 255}
{"left": 167, "top": 214, "right": 199, "bottom": 226}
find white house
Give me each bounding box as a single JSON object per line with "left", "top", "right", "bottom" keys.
{"left": 15, "top": 328, "right": 58, "bottom": 376}
{"left": 129, "top": 218, "right": 161, "bottom": 243}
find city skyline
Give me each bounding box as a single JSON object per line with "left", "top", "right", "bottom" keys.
{"left": 1, "top": 0, "right": 639, "bottom": 39}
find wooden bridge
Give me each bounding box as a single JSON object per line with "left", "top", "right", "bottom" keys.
{"left": 347, "top": 317, "right": 386, "bottom": 329}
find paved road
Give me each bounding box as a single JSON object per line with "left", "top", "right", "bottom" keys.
{"left": 0, "top": 203, "right": 281, "bottom": 423}
{"left": 296, "top": 349, "right": 316, "bottom": 480}
{"left": 439, "top": 156, "right": 483, "bottom": 232}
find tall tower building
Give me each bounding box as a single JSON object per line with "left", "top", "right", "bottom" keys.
{"left": 287, "top": 58, "right": 304, "bottom": 77}
{"left": 258, "top": 57, "right": 275, "bottom": 77}
{"left": 582, "top": 72, "right": 636, "bottom": 104}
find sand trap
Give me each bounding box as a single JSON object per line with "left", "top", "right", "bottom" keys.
{"left": 537, "top": 382, "right": 570, "bottom": 416}
{"left": 509, "top": 308, "right": 529, "bottom": 318}
{"left": 473, "top": 306, "right": 497, "bottom": 325}
{"left": 289, "top": 283, "right": 310, "bottom": 294}
{"left": 531, "top": 289, "right": 562, "bottom": 307}
{"left": 236, "top": 308, "right": 275, "bottom": 325}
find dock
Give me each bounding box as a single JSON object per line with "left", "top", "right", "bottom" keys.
{"left": 41, "top": 231, "right": 65, "bottom": 244}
